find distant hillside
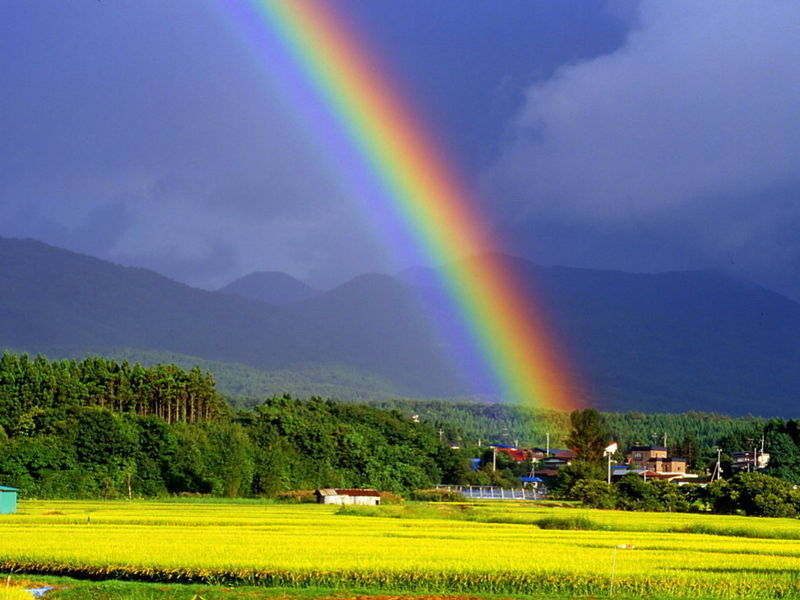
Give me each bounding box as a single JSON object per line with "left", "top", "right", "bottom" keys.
{"left": 0, "top": 237, "right": 464, "bottom": 398}
{"left": 412, "top": 255, "right": 800, "bottom": 417}
{"left": 219, "top": 271, "right": 320, "bottom": 305}
{"left": 0, "top": 237, "right": 313, "bottom": 368}
{"left": 288, "top": 273, "right": 466, "bottom": 396}
{"left": 3, "top": 237, "right": 800, "bottom": 417}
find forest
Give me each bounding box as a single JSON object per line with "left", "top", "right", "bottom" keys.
{"left": 0, "top": 353, "right": 458, "bottom": 498}
{"left": 0, "top": 352, "right": 796, "bottom": 502}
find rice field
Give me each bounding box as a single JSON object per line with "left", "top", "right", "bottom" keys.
{"left": 2, "top": 500, "right": 800, "bottom": 599}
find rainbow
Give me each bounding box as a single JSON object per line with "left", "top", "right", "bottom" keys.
{"left": 223, "top": 0, "right": 581, "bottom": 412}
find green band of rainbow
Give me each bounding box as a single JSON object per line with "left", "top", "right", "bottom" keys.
{"left": 234, "top": 0, "right": 580, "bottom": 412}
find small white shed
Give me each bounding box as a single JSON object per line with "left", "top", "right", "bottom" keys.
{"left": 315, "top": 488, "right": 381, "bottom": 505}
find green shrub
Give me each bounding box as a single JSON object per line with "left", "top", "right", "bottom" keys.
{"left": 535, "top": 516, "right": 605, "bottom": 530}
{"left": 275, "top": 489, "right": 316, "bottom": 503}
{"left": 410, "top": 488, "right": 466, "bottom": 502}
{"left": 378, "top": 491, "right": 404, "bottom": 504}
{"left": 569, "top": 479, "right": 616, "bottom": 509}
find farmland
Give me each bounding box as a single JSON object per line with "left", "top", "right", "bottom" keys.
{"left": 1, "top": 501, "right": 800, "bottom": 599}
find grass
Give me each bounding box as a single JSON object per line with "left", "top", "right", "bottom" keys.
{"left": 339, "top": 502, "right": 800, "bottom": 539}
{"left": 0, "top": 576, "right": 762, "bottom": 600}
{"left": 1, "top": 500, "right": 799, "bottom": 599}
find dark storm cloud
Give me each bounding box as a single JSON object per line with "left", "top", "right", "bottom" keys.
{"left": 0, "top": 0, "right": 388, "bottom": 288}
{"left": 2, "top": 0, "right": 636, "bottom": 290}
{"left": 485, "top": 1, "right": 800, "bottom": 298}
{"left": 14, "top": 0, "right": 797, "bottom": 297}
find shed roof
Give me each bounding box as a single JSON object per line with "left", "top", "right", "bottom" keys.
{"left": 0, "top": 486, "right": 18, "bottom": 492}
{"left": 315, "top": 488, "right": 381, "bottom": 497}
{"left": 334, "top": 488, "right": 381, "bottom": 497}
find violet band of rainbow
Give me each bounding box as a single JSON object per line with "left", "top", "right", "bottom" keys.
{"left": 227, "top": 0, "right": 581, "bottom": 412}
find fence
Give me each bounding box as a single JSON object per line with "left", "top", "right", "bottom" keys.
{"left": 433, "top": 484, "right": 541, "bottom": 500}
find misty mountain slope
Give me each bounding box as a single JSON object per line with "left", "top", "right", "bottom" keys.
{"left": 289, "top": 274, "right": 467, "bottom": 396}
{"left": 220, "top": 271, "right": 320, "bottom": 305}
{"left": 0, "top": 237, "right": 316, "bottom": 369}
{"left": 0, "top": 238, "right": 458, "bottom": 397}
{"left": 444, "top": 255, "right": 800, "bottom": 416}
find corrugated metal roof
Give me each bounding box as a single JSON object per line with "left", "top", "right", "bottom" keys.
{"left": 334, "top": 488, "right": 381, "bottom": 497}
{"left": 315, "top": 488, "right": 381, "bottom": 497}
{"left": 0, "top": 486, "right": 18, "bottom": 492}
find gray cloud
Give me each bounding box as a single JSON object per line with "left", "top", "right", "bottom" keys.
{"left": 485, "top": 1, "right": 800, "bottom": 298}
{"left": 0, "top": 1, "right": 397, "bottom": 290}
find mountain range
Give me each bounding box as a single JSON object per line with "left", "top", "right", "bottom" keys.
{"left": 2, "top": 236, "right": 799, "bottom": 417}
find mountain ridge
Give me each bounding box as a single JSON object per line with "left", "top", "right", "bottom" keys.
{"left": 2, "top": 236, "right": 799, "bottom": 417}
{"left": 219, "top": 271, "right": 320, "bottom": 305}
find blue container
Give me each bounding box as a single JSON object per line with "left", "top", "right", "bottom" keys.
{"left": 0, "top": 486, "right": 18, "bottom": 514}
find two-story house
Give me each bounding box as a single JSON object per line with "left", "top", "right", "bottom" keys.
{"left": 628, "top": 445, "right": 687, "bottom": 475}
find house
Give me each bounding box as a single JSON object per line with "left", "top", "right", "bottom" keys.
{"left": 732, "top": 451, "right": 770, "bottom": 473}
{"left": 486, "top": 443, "right": 547, "bottom": 463}
{"left": 541, "top": 449, "right": 574, "bottom": 470}
{"left": 315, "top": 488, "right": 381, "bottom": 505}
{"left": 488, "top": 443, "right": 530, "bottom": 462}
{"left": 628, "top": 446, "right": 687, "bottom": 475}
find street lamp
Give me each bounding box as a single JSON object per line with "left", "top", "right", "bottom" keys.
{"left": 604, "top": 442, "right": 618, "bottom": 484}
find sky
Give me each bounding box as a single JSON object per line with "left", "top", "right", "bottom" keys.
{"left": 2, "top": 1, "right": 800, "bottom": 299}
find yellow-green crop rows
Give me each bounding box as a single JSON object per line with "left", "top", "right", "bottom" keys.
{"left": 2, "top": 501, "right": 800, "bottom": 598}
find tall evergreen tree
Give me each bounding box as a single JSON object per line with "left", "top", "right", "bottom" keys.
{"left": 566, "top": 408, "right": 611, "bottom": 464}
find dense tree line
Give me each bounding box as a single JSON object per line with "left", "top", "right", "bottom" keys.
{"left": 370, "top": 399, "right": 764, "bottom": 454}
{"left": 0, "top": 395, "right": 459, "bottom": 498}
{"left": 567, "top": 472, "right": 800, "bottom": 517}
{"left": 0, "top": 353, "right": 226, "bottom": 431}
{"left": 0, "top": 355, "right": 461, "bottom": 498}
{"left": 0, "top": 353, "right": 795, "bottom": 505}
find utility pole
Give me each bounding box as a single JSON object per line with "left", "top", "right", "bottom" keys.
{"left": 546, "top": 432, "right": 550, "bottom": 455}
{"left": 492, "top": 447, "right": 497, "bottom": 472}
{"left": 711, "top": 448, "right": 722, "bottom": 481}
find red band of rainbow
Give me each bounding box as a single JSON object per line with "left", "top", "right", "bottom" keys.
{"left": 225, "top": 0, "right": 581, "bottom": 412}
